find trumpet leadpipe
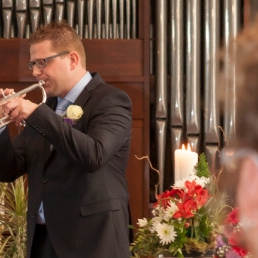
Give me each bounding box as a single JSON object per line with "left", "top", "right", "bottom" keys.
{"left": 0, "top": 80, "right": 46, "bottom": 106}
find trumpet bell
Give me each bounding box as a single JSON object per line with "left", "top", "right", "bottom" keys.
{"left": 0, "top": 80, "right": 46, "bottom": 128}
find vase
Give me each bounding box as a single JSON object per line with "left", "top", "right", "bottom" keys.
{"left": 156, "top": 254, "right": 213, "bottom": 258}
{"left": 156, "top": 255, "right": 213, "bottom": 258}
{"left": 156, "top": 249, "right": 214, "bottom": 258}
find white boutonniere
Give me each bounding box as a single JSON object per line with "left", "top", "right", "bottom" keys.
{"left": 63, "top": 105, "right": 83, "bottom": 125}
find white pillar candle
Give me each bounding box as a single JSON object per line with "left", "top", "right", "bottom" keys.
{"left": 174, "top": 144, "right": 198, "bottom": 182}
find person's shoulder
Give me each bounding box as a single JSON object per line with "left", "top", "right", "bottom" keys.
{"left": 89, "top": 74, "right": 132, "bottom": 107}
{"left": 90, "top": 73, "right": 130, "bottom": 96}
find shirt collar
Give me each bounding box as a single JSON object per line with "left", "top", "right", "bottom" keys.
{"left": 58, "top": 71, "right": 92, "bottom": 104}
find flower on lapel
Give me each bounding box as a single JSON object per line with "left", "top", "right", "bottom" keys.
{"left": 63, "top": 105, "right": 83, "bottom": 125}
{"left": 67, "top": 105, "right": 83, "bottom": 120}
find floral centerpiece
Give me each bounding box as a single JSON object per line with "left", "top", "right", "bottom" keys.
{"left": 130, "top": 153, "right": 216, "bottom": 257}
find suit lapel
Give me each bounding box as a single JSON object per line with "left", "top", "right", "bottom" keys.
{"left": 73, "top": 73, "right": 104, "bottom": 108}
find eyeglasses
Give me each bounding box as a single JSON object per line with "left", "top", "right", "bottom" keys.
{"left": 28, "top": 51, "right": 69, "bottom": 71}
{"left": 220, "top": 147, "right": 258, "bottom": 173}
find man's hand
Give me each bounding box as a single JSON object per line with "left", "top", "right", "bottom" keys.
{"left": 0, "top": 88, "right": 14, "bottom": 120}
{"left": 0, "top": 88, "right": 39, "bottom": 127}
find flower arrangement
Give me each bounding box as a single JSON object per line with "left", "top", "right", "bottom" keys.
{"left": 63, "top": 105, "right": 83, "bottom": 125}
{"left": 214, "top": 207, "right": 250, "bottom": 258}
{"left": 130, "top": 153, "right": 216, "bottom": 258}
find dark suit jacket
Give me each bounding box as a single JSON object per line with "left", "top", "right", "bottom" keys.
{"left": 0, "top": 73, "right": 132, "bottom": 258}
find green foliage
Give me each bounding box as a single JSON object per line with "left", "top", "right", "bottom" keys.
{"left": 130, "top": 218, "right": 188, "bottom": 258}
{"left": 194, "top": 153, "right": 210, "bottom": 178}
{"left": 0, "top": 176, "right": 28, "bottom": 258}
{"left": 195, "top": 153, "right": 231, "bottom": 229}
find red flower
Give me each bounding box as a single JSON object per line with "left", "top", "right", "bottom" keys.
{"left": 169, "top": 188, "right": 185, "bottom": 198}
{"left": 225, "top": 207, "right": 239, "bottom": 226}
{"left": 185, "top": 180, "right": 199, "bottom": 196}
{"left": 154, "top": 180, "right": 210, "bottom": 220}
{"left": 155, "top": 188, "right": 185, "bottom": 209}
{"left": 156, "top": 190, "right": 171, "bottom": 200}
{"left": 154, "top": 190, "right": 171, "bottom": 208}
{"left": 195, "top": 188, "right": 209, "bottom": 208}
{"left": 184, "top": 222, "right": 190, "bottom": 228}
{"left": 220, "top": 207, "right": 250, "bottom": 257}
{"left": 231, "top": 245, "right": 248, "bottom": 257}
{"left": 173, "top": 197, "right": 197, "bottom": 219}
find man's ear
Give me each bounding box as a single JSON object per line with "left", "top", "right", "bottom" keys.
{"left": 69, "top": 52, "right": 79, "bottom": 69}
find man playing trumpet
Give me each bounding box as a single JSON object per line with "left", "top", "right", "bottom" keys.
{"left": 0, "top": 21, "right": 132, "bottom": 258}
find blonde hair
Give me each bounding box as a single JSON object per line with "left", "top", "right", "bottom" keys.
{"left": 29, "top": 21, "right": 86, "bottom": 68}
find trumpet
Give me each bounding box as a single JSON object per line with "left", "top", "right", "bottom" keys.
{"left": 0, "top": 80, "right": 46, "bottom": 128}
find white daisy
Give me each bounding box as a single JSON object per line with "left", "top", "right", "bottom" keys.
{"left": 173, "top": 175, "right": 209, "bottom": 188}
{"left": 155, "top": 222, "right": 177, "bottom": 245}
{"left": 164, "top": 201, "right": 178, "bottom": 221}
{"left": 194, "top": 176, "right": 210, "bottom": 187}
{"left": 137, "top": 218, "right": 148, "bottom": 227}
{"left": 173, "top": 178, "right": 186, "bottom": 188}
{"left": 152, "top": 206, "right": 166, "bottom": 220}
{"left": 152, "top": 207, "right": 160, "bottom": 217}
{"left": 150, "top": 216, "right": 163, "bottom": 233}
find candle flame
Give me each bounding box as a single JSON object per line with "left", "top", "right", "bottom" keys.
{"left": 181, "top": 143, "right": 192, "bottom": 151}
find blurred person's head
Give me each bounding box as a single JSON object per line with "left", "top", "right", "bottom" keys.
{"left": 220, "top": 17, "right": 258, "bottom": 256}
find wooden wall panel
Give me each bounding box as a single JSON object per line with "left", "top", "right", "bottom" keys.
{"left": 0, "top": 39, "right": 144, "bottom": 82}
{"left": 113, "top": 82, "right": 145, "bottom": 118}
{"left": 84, "top": 40, "right": 144, "bottom": 79}
{"left": 0, "top": 40, "right": 24, "bottom": 81}
{"left": 127, "top": 120, "right": 149, "bottom": 226}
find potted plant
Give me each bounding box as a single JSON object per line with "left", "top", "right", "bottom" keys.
{"left": 0, "top": 176, "right": 27, "bottom": 258}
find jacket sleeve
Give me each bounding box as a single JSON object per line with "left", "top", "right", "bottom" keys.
{"left": 0, "top": 127, "right": 27, "bottom": 181}
{"left": 26, "top": 88, "right": 132, "bottom": 171}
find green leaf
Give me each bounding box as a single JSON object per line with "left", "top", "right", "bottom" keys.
{"left": 195, "top": 153, "right": 210, "bottom": 178}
